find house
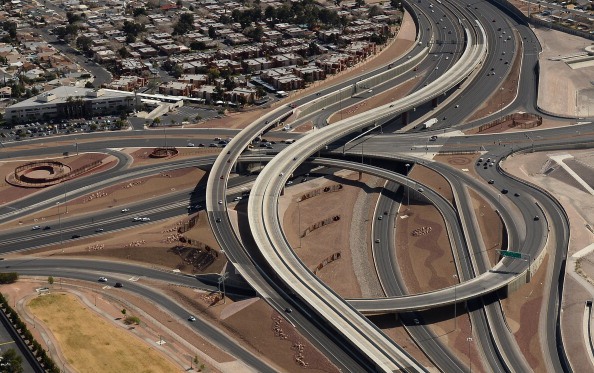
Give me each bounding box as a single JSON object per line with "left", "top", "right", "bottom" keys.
{"left": 159, "top": 81, "right": 192, "bottom": 96}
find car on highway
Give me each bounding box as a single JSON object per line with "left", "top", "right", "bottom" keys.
{"left": 114, "top": 282, "right": 123, "bottom": 288}
{"left": 71, "top": 234, "right": 81, "bottom": 239}
{"left": 514, "top": 192, "right": 520, "bottom": 197}
{"left": 375, "top": 238, "right": 380, "bottom": 243}
{"left": 218, "top": 200, "right": 223, "bottom": 204}
{"left": 215, "top": 217, "right": 221, "bottom": 223}
{"left": 234, "top": 196, "right": 242, "bottom": 202}
{"left": 188, "top": 315, "right": 196, "bottom": 322}
{"left": 501, "top": 189, "right": 508, "bottom": 194}
{"left": 121, "top": 208, "right": 130, "bottom": 213}
{"left": 534, "top": 215, "right": 540, "bottom": 221}
{"left": 378, "top": 216, "right": 383, "bottom": 220}
{"left": 488, "top": 179, "right": 495, "bottom": 184}
{"left": 187, "top": 143, "right": 195, "bottom": 147}
{"left": 284, "top": 308, "right": 292, "bottom": 313}
{"left": 43, "top": 226, "right": 51, "bottom": 230}
{"left": 413, "top": 319, "right": 420, "bottom": 325}
{"left": 95, "top": 228, "right": 104, "bottom": 232}
{"left": 98, "top": 277, "right": 108, "bottom": 282}
{"left": 32, "top": 225, "right": 41, "bottom": 230}
{"left": 429, "top": 135, "right": 438, "bottom": 141}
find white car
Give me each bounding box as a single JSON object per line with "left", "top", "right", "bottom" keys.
{"left": 133, "top": 217, "right": 141, "bottom": 221}
{"left": 98, "top": 277, "right": 108, "bottom": 282}
{"left": 31, "top": 225, "right": 41, "bottom": 230}
{"left": 121, "top": 208, "right": 130, "bottom": 213}
{"left": 95, "top": 228, "right": 104, "bottom": 232}
{"left": 187, "top": 143, "right": 195, "bottom": 147}
{"left": 188, "top": 315, "right": 196, "bottom": 322}
{"left": 234, "top": 196, "right": 242, "bottom": 202}
{"left": 141, "top": 217, "right": 151, "bottom": 222}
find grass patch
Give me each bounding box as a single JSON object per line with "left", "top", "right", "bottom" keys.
{"left": 28, "top": 293, "right": 180, "bottom": 373}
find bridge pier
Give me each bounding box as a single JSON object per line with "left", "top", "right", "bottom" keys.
{"left": 432, "top": 97, "right": 439, "bottom": 107}
{"left": 401, "top": 111, "right": 409, "bottom": 125}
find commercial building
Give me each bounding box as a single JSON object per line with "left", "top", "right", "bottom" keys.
{"left": 4, "top": 86, "right": 138, "bottom": 124}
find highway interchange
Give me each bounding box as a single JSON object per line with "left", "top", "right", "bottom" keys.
{"left": 0, "top": 0, "right": 592, "bottom": 372}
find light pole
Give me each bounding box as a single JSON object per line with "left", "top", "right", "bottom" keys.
{"left": 218, "top": 272, "right": 229, "bottom": 304}
{"left": 453, "top": 274, "right": 458, "bottom": 330}
{"left": 467, "top": 337, "right": 473, "bottom": 373}
{"left": 405, "top": 164, "right": 411, "bottom": 209}
{"left": 298, "top": 200, "right": 302, "bottom": 248}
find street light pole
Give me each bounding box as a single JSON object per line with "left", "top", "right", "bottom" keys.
{"left": 467, "top": 337, "right": 473, "bottom": 373}
{"left": 298, "top": 200, "right": 302, "bottom": 248}
{"left": 405, "top": 163, "right": 410, "bottom": 209}
{"left": 453, "top": 274, "right": 458, "bottom": 330}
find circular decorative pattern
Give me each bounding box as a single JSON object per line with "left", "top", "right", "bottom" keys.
{"left": 448, "top": 156, "right": 471, "bottom": 166}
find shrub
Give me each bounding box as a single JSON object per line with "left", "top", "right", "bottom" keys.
{"left": 123, "top": 316, "right": 140, "bottom": 325}
{"left": 0, "top": 272, "right": 18, "bottom": 284}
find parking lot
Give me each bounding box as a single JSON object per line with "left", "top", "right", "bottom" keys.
{"left": 0, "top": 115, "right": 129, "bottom": 142}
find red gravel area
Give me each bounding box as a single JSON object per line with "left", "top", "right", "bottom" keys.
{"left": 395, "top": 166, "right": 457, "bottom": 294}
{"left": 0, "top": 153, "right": 116, "bottom": 208}
{"left": 126, "top": 148, "right": 220, "bottom": 169}
{"left": 413, "top": 164, "right": 454, "bottom": 204}
{"left": 467, "top": 188, "right": 504, "bottom": 267}
{"left": 165, "top": 286, "right": 338, "bottom": 372}
{"left": 282, "top": 173, "right": 371, "bottom": 298}
{"left": 501, "top": 255, "right": 549, "bottom": 371}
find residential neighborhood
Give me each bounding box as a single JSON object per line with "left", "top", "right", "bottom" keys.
{"left": 0, "top": 0, "right": 404, "bottom": 126}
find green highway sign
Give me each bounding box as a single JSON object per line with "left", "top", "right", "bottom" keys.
{"left": 500, "top": 250, "right": 522, "bottom": 259}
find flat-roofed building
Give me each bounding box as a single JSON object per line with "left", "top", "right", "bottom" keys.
{"left": 5, "top": 87, "right": 138, "bottom": 123}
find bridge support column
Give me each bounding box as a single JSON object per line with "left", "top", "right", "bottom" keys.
{"left": 358, "top": 171, "right": 362, "bottom": 180}
{"left": 401, "top": 111, "right": 409, "bottom": 125}
{"left": 280, "top": 186, "right": 285, "bottom": 196}
{"left": 432, "top": 97, "right": 439, "bottom": 107}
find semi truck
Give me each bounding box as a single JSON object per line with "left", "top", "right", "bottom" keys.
{"left": 423, "top": 118, "right": 438, "bottom": 128}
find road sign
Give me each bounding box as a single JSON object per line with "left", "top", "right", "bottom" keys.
{"left": 500, "top": 250, "right": 522, "bottom": 259}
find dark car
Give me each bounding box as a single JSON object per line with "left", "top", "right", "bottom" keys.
{"left": 114, "top": 282, "right": 123, "bottom": 288}
{"left": 43, "top": 226, "right": 51, "bottom": 230}
{"left": 488, "top": 179, "right": 495, "bottom": 184}
{"left": 501, "top": 189, "right": 508, "bottom": 194}
{"left": 71, "top": 234, "right": 81, "bottom": 239}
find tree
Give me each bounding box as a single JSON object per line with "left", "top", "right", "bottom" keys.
{"left": 118, "top": 46, "right": 130, "bottom": 58}
{"left": 121, "top": 308, "right": 126, "bottom": 316}
{"left": 355, "top": 0, "right": 365, "bottom": 7}
{"left": 190, "top": 41, "right": 207, "bottom": 51}
{"left": 368, "top": 5, "right": 382, "bottom": 17}
{"left": 390, "top": 0, "right": 401, "bottom": 9}
{"left": 76, "top": 35, "right": 92, "bottom": 53}
{"left": 66, "top": 12, "right": 82, "bottom": 24}
{"left": 173, "top": 13, "right": 194, "bottom": 35}
{"left": 85, "top": 81, "right": 94, "bottom": 88}
{"left": 1, "top": 348, "right": 23, "bottom": 373}
{"left": 208, "top": 26, "right": 216, "bottom": 39}
{"left": 133, "top": 7, "right": 147, "bottom": 17}
{"left": 47, "top": 276, "right": 54, "bottom": 285}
